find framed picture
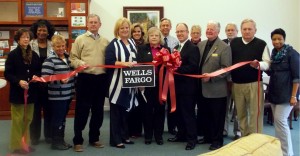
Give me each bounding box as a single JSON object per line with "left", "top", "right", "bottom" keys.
{"left": 0, "top": 40, "right": 9, "bottom": 49}
{"left": 56, "top": 31, "right": 69, "bottom": 39}
{"left": 123, "top": 6, "right": 164, "bottom": 33}
{"left": 71, "top": 3, "right": 86, "bottom": 14}
{"left": 0, "top": 31, "right": 10, "bottom": 39}
{"left": 71, "top": 16, "right": 86, "bottom": 27}
{"left": 71, "top": 29, "right": 86, "bottom": 40}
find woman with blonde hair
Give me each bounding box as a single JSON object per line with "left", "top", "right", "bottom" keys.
{"left": 136, "top": 27, "right": 170, "bottom": 145}
{"left": 41, "top": 35, "right": 74, "bottom": 150}
{"left": 105, "top": 17, "right": 137, "bottom": 149}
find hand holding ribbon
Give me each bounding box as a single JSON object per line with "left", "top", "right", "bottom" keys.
{"left": 154, "top": 48, "right": 181, "bottom": 113}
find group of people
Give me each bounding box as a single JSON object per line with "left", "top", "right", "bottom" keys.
{"left": 4, "top": 13, "right": 299, "bottom": 156}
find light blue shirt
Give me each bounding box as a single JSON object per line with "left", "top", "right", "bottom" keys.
{"left": 165, "top": 35, "right": 179, "bottom": 52}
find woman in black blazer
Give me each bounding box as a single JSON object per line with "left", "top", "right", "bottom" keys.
{"left": 136, "top": 27, "right": 170, "bottom": 145}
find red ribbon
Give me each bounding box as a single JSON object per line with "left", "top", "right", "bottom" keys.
{"left": 154, "top": 48, "right": 181, "bottom": 113}
{"left": 28, "top": 56, "right": 254, "bottom": 115}
{"left": 21, "top": 89, "right": 29, "bottom": 152}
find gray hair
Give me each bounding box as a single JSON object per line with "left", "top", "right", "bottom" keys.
{"left": 207, "top": 20, "right": 221, "bottom": 32}
{"left": 87, "top": 14, "right": 101, "bottom": 23}
{"left": 225, "top": 23, "right": 238, "bottom": 31}
{"left": 241, "top": 18, "right": 256, "bottom": 30}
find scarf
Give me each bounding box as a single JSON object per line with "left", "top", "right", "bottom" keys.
{"left": 20, "top": 45, "right": 32, "bottom": 64}
{"left": 133, "top": 38, "right": 144, "bottom": 46}
{"left": 271, "top": 44, "right": 292, "bottom": 63}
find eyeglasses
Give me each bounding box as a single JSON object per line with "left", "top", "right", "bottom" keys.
{"left": 20, "top": 36, "right": 30, "bottom": 39}
{"left": 175, "top": 30, "right": 187, "bottom": 34}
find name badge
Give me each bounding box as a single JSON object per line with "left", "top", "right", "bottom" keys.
{"left": 212, "top": 53, "right": 218, "bottom": 57}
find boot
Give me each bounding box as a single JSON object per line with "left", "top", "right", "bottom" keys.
{"left": 51, "top": 136, "right": 69, "bottom": 150}
{"left": 51, "top": 127, "right": 69, "bottom": 150}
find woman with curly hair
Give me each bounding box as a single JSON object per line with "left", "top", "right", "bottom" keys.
{"left": 29, "top": 19, "right": 56, "bottom": 145}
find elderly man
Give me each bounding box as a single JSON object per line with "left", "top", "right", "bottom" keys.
{"left": 70, "top": 14, "right": 109, "bottom": 152}
{"left": 230, "top": 19, "right": 270, "bottom": 137}
{"left": 197, "top": 21, "right": 232, "bottom": 150}
{"left": 222, "top": 23, "right": 241, "bottom": 140}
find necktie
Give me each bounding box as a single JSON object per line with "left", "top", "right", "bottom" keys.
{"left": 177, "top": 44, "right": 181, "bottom": 51}
{"left": 164, "top": 37, "right": 168, "bottom": 47}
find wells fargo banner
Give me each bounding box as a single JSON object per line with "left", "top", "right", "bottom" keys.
{"left": 122, "top": 65, "right": 155, "bottom": 88}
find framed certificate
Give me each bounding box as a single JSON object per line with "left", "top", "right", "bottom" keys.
{"left": 71, "top": 16, "right": 86, "bottom": 27}
{"left": 24, "top": 2, "right": 44, "bottom": 17}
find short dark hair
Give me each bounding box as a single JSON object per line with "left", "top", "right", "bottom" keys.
{"left": 30, "top": 19, "right": 55, "bottom": 40}
{"left": 14, "top": 28, "right": 33, "bottom": 42}
{"left": 271, "top": 28, "right": 286, "bottom": 40}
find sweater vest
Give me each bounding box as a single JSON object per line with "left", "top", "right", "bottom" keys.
{"left": 231, "top": 37, "right": 266, "bottom": 83}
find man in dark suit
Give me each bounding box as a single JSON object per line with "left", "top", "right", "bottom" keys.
{"left": 167, "top": 23, "right": 200, "bottom": 150}
{"left": 197, "top": 21, "right": 232, "bottom": 150}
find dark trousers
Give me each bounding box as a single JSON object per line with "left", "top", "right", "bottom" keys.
{"left": 30, "top": 84, "right": 51, "bottom": 142}
{"left": 128, "top": 103, "right": 143, "bottom": 137}
{"left": 200, "top": 95, "right": 227, "bottom": 145}
{"left": 167, "top": 93, "right": 177, "bottom": 132}
{"left": 73, "top": 73, "right": 107, "bottom": 145}
{"left": 176, "top": 95, "right": 197, "bottom": 144}
{"left": 196, "top": 93, "right": 205, "bottom": 136}
{"left": 142, "top": 87, "right": 165, "bottom": 141}
{"left": 50, "top": 99, "right": 70, "bottom": 144}
{"left": 110, "top": 104, "right": 129, "bottom": 146}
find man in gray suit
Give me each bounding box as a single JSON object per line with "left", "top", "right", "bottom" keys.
{"left": 197, "top": 21, "right": 232, "bottom": 150}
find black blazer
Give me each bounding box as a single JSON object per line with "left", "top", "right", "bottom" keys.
{"left": 4, "top": 46, "right": 41, "bottom": 104}
{"left": 136, "top": 44, "right": 170, "bottom": 99}
{"left": 174, "top": 40, "right": 200, "bottom": 95}
{"left": 136, "top": 43, "right": 170, "bottom": 63}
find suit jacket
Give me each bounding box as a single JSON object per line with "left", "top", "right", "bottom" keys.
{"left": 136, "top": 44, "right": 169, "bottom": 99}
{"left": 174, "top": 40, "right": 200, "bottom": 95}
{"left": 136, "top": 44, "right": 170, "bottom": 63}
{"left": 198, "top": 37, "right": 232, "bottom": 98}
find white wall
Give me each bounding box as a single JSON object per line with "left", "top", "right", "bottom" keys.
{"left": 90, "top": 0, "right": 299, "bottom": 51}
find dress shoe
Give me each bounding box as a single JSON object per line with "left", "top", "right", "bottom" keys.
{"left": 197, "top": 138, "right": 211, "bottom": 144}
{"left": 122, "top": 139, "right": 134, "bottom": 144}
{"left": 155, "top": 140, "right": 164, "bottom": 145}
{"left": 28, "top": 146, "right": 36, "bottom": 152}
{"left": 233, "top": 135, "right": 240, "bottom": 140}
{"left": 90, "top": 141, "right": 105, "bottom": 148}
{"left": 63, "top": 142, "right": 73, "bottom": 149}
{"left": 209, "top": 143, "right": 222, "bottom": 150}
{"left": 12, "top": 149, "right": 28, "bottom": 154}
{"left": 295, "top": 117, "right": 298, "bottom": 121}
{"left": 74, "top": 144, "right": 84, "bottom": 152}
{"left": 185, "top": 143, "right": 195, "bottom": 150}
{"left": 168, "top": 129, "right": 177, "bottom": 135}
{"left": 51, "top": 143, "right": 69, "bottom": 150}
{"left": 12, "top": 147, "right": 35, "bottom": 154}
{"left": 116, "top": 144, "right": 125, "bottom": 149}
{"left": 167, "top": 137, "right": 185, "bottom": 142}
{"left": 223, "top": 130, "right": 228, "bottom": 137}
{"left": 145, "top": 140, "right": 152, "bottom": 145}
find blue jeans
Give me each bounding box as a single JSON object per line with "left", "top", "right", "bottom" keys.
{"left": 50, "top": 100, "right": 71, "bottom": 143}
